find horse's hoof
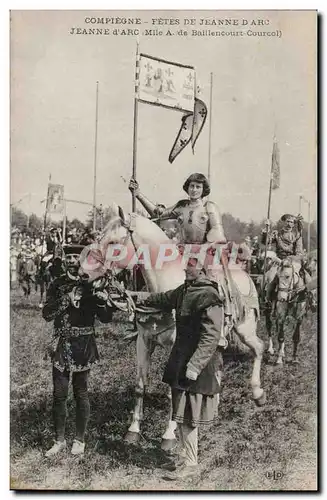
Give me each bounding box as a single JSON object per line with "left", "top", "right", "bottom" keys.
{"left": 267, "top": 349, "right": 275, "bottom": 356}
{"left": 276, "top": 358, "right": 283, "bottom": 366}
{"left": 161, "top": 438, "right": 177, "bottom": 452}
{"left": 254, "top": 391, "right": 267, "bottom": 407}
{"left": 292, "top": 358, "right": 300, "bottom": 365}
{"left": 124, "top": 431, "right": 141, "bottom": 444}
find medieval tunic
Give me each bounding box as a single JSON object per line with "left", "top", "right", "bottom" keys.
{"left": 43, "top": 275, "right": 112, "bottom": 373}
{"left": 143, "top": 275, "right": 224, "bottom": 427}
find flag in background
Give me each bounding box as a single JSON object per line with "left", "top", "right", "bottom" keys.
{"left": 271, "top": 136, "right": 280, "bottom": 189}
{"left": 46, "top": 184, "right": 64, "bottom": 214}
{"left": 136, "top": 53, "right": 195, "bottom": 112}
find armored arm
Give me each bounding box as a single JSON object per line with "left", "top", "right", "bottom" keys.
{"left": 205, "top": 202, "right": 226, "bottom": 243}
{"left": 128, "top": 178, "right": 157, "bottom": 217}
{"left": 135, "top": 192, "right": 158, "bottom": 217}
{"left": 153, "top": 202, "right": 180, "bottom": 219}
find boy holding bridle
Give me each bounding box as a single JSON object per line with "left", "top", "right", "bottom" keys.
{"left": 136, "top": 257, "right": 226, "bottom": 480}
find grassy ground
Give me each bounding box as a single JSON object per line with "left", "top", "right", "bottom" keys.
{"left": 10, "top": 287, "right": 317, "bottom": 491}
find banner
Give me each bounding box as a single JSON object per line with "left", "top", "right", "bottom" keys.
{"left": 136, "top": 54, "right": 195, "bottom": 112}
{"left": 271, "top": 137, "right": 280, "bottom": 190}
{"left": 168, "top": 98, "right": 208, "bottom": 163}
{"left": 46, "top": 184, "right": 65, "bottom": 214}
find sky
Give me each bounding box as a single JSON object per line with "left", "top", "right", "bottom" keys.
{"left": 10, "top": 9, "right": 317, "bottom": 224}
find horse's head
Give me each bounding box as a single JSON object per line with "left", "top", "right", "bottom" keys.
{"left": 100, "top": 204, "right": 130, "bottom": 247}
{"left": 79, "top": 204, "right": 133, "bottom": 281}
{"left": 80, "top": 203, "right": 183, "bottom": 291}
{"left": 277, "top": 257, "right": 302, "bottom": 301}
{"left": 307, "top": 256, "right": 318, "bottom": 278}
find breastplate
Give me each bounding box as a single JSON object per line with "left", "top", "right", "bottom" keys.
{"left": 175, "top": 203, "right": 209, "bottom": 244}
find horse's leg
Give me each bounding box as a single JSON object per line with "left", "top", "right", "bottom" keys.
{"left": 235, "top": 309, "right": 266, "bottom": 406}
{"left": 39, "top": 280, "right": 45, "bottom": 308}
{"left": 265, "top": 306, "right": 275, "bottom": 355}
{"left": 276, "top": 321, "right": 285, "bottom": 365}
{"left": 276, "top": 303, "right": 287, "bottom": 365}
{"left": 292, "top": 321, "right": 301, "bottom": 363}
{"left": 124, "top": 330, "right": 154, "bottom": 444}
{"left": 161, "top": 382, "right": 177, "bottom": 452}
{"left": 292, "top": 302, "right": 306, "bottom": 363}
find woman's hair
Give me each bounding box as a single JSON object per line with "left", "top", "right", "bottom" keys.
{"left": 183, "top": 173, "right": 210, "bottom": 197}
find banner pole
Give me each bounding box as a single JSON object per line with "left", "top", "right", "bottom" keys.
{"left": 307, "top": 201, "right": 311, "bottom": 254}
{"left": 131, "top": 42, "right": 140, "bottom": 332}
{"left": 93, "top": 81, "right": 99, "bottom": 232}
{"left": 207, "top": 72, "right": 213, "bottom": 195}
{"left": 261, "top": 168, "right": 274, "bottom": 296}
{"left": 63, "top": 199, "right": 67, "bottom": 244}
{"left": 132, "top": 42, "right": 140, "bottom": 213}
{"left": 42, "top": 173, "right": 51, "bottom": 254}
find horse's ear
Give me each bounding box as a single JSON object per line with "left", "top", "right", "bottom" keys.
{"left": 118, "top": 205, "right": 125, "bottom": 221}
{"left": 109, "top": 202, "right": 119, "bottom": 216}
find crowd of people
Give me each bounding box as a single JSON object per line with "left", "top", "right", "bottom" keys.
{"left": 10, "top": 225, "right": 98, "bottom": 288}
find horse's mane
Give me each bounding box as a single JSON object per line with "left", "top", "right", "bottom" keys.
{"left": 130, "top": 213, "right": 171, "bottom": 244}
{"left": 102, "top": 212, "right": 171, "bottom": 245}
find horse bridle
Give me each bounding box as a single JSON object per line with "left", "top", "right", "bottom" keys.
{"left": 277, "top": 262, "right": 295, "bottom": 302}
{"left": 278, "top": 262, "right": 307, "bottom": 304}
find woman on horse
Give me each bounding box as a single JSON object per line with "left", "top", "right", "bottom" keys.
{"left": 128, "top": 173, "right": 226, "bottom": 245}
{"left": 129, "top": 173, "right": 236, "bottom": 318}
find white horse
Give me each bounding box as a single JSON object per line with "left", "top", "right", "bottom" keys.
{"left": 81, "top": 207, "right": 266, "bottom": 449}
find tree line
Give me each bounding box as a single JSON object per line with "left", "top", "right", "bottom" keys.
{"left": 11, "top": 205, "right": 317, "bottom": 251}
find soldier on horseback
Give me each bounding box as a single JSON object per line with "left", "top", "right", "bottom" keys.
{"left": 261, "top": 213, "right": 310, "bottom": 303}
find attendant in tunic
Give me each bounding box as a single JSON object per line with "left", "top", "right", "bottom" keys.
{"left": 42, "top": 249, "right": 113, "bottom": 457}
{"left": 137, "top": 258, "right": 225, "bottom": 481}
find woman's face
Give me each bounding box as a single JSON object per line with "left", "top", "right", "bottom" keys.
{"left": 188, "top": 181, "right": 203, "bottom": 200}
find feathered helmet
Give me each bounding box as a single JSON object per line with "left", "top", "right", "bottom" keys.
{"left": 280, "top": 214, "right": 296, "bottom": 223}
{"left": 183, "top": 173, "right": 210, "bottom": 198}
{"left": 280, "top": 213, "right": 303, "bottom": 232}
